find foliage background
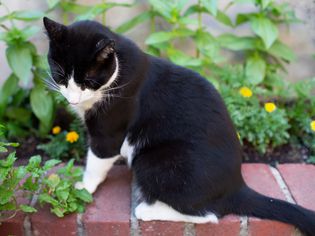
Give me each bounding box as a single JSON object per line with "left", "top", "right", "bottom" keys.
{"left": 0, "top": 0, "right": 314, "bottom": 162}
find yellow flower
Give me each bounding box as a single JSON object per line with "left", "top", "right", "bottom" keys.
{"left": 66, "top": 131, "right": 79, "bottom": 143}
{"left": 264, "top": 102, "right": 277, "bottom": 113}
{"left": 237, "top": 132, "right": 241, "bottom": 140}
{"left": 239, "top": 86, "right": 253, "bottom": 98}
{"left": 311, "top": 120, "right": 315, "bottom": 132}
{"left": 52, "top": 126, "right": 61, "bottom": 135}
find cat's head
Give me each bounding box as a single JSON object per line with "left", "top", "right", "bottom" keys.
{"left": 43, "top": 17, "right": 119, "bottom": 107}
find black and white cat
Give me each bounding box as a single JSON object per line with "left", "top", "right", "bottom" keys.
{"left": 43, "top": 17, "right": 315, "bottom": 235}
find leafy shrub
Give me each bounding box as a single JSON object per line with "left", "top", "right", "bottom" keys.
{"left": 0, "top": 144, "right": 92, "bottom": 220}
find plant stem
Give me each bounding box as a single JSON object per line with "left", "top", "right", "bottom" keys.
{"left": 150, "top": 7, "right": 155, "bottom": 33}
{"left": 196, "top": 0, "right": 202, "bottom": 58}
{"left": 102, "top": 0, "right": 106, "bottom": 25}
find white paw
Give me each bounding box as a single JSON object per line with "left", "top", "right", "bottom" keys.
{"left": 74, "top": 180, "right": 98, "bottom": 194}
{"left": 74, "top": 172, "right": 104, "bottom": 194}
{"left": 135, "top": 202, "right": 153, "bottom": 221}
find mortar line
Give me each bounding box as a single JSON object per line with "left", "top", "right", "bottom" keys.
{"left": 23, "top": 176, "right": 42, "bottom": 236}
{"left": 76, "top": 213, "right": 85, "bottom": 236}
{"left": 239, "top": 216, "right": 248, "bottom": 236}
{"left": 269, "top": 166, "right": 296, "bottom": 203}
{"left": 130, "top": 174, "right": 141, "bottom": 236}
{"left": 183, "top": 222, "right": 195, "bottom": 236}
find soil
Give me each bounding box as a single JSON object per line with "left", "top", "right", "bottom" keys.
{"left": 242, "top": 143, "right": 309, "bottom": 165}
{"left": 1, "top": 137, "right": 310, "bottom": 167}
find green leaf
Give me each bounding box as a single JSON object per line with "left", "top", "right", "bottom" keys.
{"left": 39, "top": 193, "right": 59, "bottom": 205}
{"left": 0, "top": 188, "right": 14, "bottom": 204}
{"left": 75, "top": 3, "right": 131, "bottom": 21}
{"left": 0, "top": 146, "right": 8, "bottom": 152}
{"left": 12, "top": 10, "right": 45, "bottom": 21}
{"left": 47, "top": 173, "right": 60, "bottom": 189}
{"left": 234, "top": 0, "right": 255, "bottom": 3}
{"left": 250, "top": 17, "right": 278, "bottom": 49}
{"left": 47, "top": 0, "right": 60, "bottom": 9}
{"left": 0, "top": 152, "right": 16, "bottom": 167}
{"left": 167, "top": 48, "right": 202, "bottom": 67}
{"left": 200, "top": 0, "right": 217, "bottom": 16}
{"left": 0, "top": 74, "right": 19, "bottom": 115}
{"left": 148, "top": 0, "right": 172, "bottom": 20}
{"left": 28, "top": 155, "right": 42, "bottom": 169}
{"left": 23, "top": 176, "right": 38, "bottom": 191}
{"left": 56, "top": 190, "right": 69, "bottom": 202}
{"left": 245, "top": 56, "right": 266, "bottom": 85}
{"left": 6, "top": 107, "right": 31, "bottom": 124}
{"left": 116, "top": 12, "right": 152, "bottom": 34}
{"left": 51, "top": 207, "right": 64, "bottom": 217}
{"left": 184, "top": 4, "right": 207, "bottom": 16}
{"left": 43, "top": 159, "right": 61, "bottom": 171}
{"left": 218, "top": 34, "right": 256, "bottom": 50}
{"left": 6, "top": 44, "right": 33, "bottom": 84}
{"left": 145, "top": 32, "right": 173, "bottom": 45}
{"left": 30, "top": 85, "right": 54, "bottom": 133}
{"left": 20, "top": 204, "right": 37, "bottom": 213}
{"left": 216, "top": 10, "right": 233, "bottom": 27}
{"left": 74, "top": 189, "right": 93, "bottom": 203}
{"left": 268, "top": 41, "right": 295, "bottom": 62}
{"left": 22, "top": 26, "right": 40, "bottom": 40}
{"left": 60, "top": 2, "right": 91, "bottom": 14}
{"left": 235, "top": 13, "right": 256, "bottom": 26}
{"left": 261, "top": 0, "right": 272, "bottom": 9}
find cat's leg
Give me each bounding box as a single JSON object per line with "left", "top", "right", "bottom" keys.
{"left": 75, "top": 148, "right": 119, "bottom": 193}
{"left": 135, "top": 201, "right": 218, "bottom": 224}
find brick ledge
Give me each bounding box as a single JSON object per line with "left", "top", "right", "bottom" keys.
{"left": 1, "top": 164, "right": 314, "bottom": 236}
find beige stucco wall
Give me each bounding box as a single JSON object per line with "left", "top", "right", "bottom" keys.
{"left": 0, "top": 0, "right": 314, "bottom": 85}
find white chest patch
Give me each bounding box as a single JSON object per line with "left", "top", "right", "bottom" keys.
{"left": 120, "top": 137, "right": 135, "bottom": 167}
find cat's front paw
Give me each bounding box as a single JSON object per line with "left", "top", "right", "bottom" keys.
{"left": 74, "top": 172, "right": 103, "bottom": 194}
{"left": 75, "top": 181, "right": 98, "bottom": 194}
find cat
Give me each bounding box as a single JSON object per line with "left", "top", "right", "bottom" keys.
{"left": 43, "top": 17, "right": 315, "bottom": 235}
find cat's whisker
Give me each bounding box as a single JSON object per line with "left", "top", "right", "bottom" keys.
{"left": 102, "top": 80, "right": 132, "bottom": 93}
{"left": 50, "top": 59, "right": 65, "bottom": 75}
{"left": 85, "top": 78, "right": 103, "bottom": 86}
{"left": 42, "top": 78, "right": 60, "bottom": 91}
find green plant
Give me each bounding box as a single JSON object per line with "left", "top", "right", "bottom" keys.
{"left": 38, "top": 118, "right": 87, "bottom": 161}
{"left": 0, "top": 2, "right": 55, "bottom": 137}
{"left": 286, "top": 79, "right": 315, "bottom": 162}
{"left": 218, "top": 66, "right": 290, "bottom": 153}
{"left": 0, "top": 125, "right": 92, "bottom": 220}
{"left": 0, "top": 152, "right": 92, "bottom": 220}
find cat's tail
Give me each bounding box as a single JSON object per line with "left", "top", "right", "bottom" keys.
{"left": 226, "top": 185, "right": 315, "bottom": 236}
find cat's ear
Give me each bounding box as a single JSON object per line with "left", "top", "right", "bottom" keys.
{"left": 95, "top": 39, "right": 115, "bottom": 62}
{"left": 43, "top": 17, "right": 67, "bottom": 42}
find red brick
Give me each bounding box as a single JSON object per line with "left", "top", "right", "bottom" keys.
{"left": 31, "top": 206, "right": 77, "bottom": 236}
{"left": 242, "top": 164, "right": 294, "bottom": 236}
{"left": 30, "top": 164, "right": 77, "bottom": 236}
{"left": 195, "top": 215, "right": 240, "bottom": 236}
{"left": 140, "top": 221, "right": 184, "bottom": 236}
{"left": 83, "top": 166, "right": 132, "bottom": 236}
{"left": 0, "top": 192, "right": 27, "bottom": 236}
{"left": 278, "top": 164, "right": 315, "bottom": 211}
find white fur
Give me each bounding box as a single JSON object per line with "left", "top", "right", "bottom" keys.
{"left": 135, "top": 201, "right": 219, "bottom": 224}
{"left": 75, "top": 148, "right": 119, "bottom": 193}
{"left": 120, "top": 137, "right": 135, "bottom": 167}
{"left": 60, "top": 55, "right": 119, "bottom": 118}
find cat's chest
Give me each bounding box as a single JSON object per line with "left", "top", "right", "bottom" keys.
{"left": 120, "top": 137, "right": 135, "bottom": 166}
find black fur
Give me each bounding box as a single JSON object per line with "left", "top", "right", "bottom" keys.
{"left": 44, "top": 17, "right": 315, "bottom": 235}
